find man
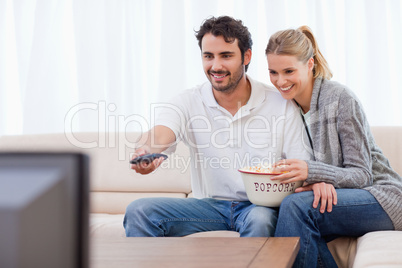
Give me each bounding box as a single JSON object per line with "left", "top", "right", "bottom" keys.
{"left": 124, "top": 16, "right": 311, "bottom": 237}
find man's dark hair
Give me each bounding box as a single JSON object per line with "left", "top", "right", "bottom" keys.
{"left": 195, "top": 16, "right": 253, "bottom": 71}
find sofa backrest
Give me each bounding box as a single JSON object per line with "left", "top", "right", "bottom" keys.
{"left": 0, "top": 132, "right": 192, "bottom": 214}
{"left": 370, "top": 126, "right": 402, "bottom": 176}
{"left": 0, "top": 126, "right": 401, "bottom": 214}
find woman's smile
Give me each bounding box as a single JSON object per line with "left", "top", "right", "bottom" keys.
{"left": 280, "top": 84, "right": 294, "bottom": 92}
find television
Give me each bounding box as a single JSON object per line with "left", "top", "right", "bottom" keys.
{"left": 0, "top": 153, "right": 89, "bottom": 268}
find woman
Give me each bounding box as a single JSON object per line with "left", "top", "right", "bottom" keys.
{"left": 265, "top": 26, "right": 402, "bottom": 268}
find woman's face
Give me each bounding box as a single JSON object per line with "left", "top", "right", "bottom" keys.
{"left": 267, "top": 54, "right": 314, "bottom": 103}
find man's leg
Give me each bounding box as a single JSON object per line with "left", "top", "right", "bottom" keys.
{"left": 274, "top": 189, "right": 394, "bottom": 268}
{"left": 123, "top": 197, "right": 231, "bottom": 237}
{"left": 234, "top": 201, "right": 278, "bottom": 237}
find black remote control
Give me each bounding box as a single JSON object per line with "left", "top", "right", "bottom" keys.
{"left": 130, "top": 153, "right": 168, "bottom": 165}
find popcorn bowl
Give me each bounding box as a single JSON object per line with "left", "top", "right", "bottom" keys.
{"left": 239, "top": 167, "right": 302, "bottom": 207}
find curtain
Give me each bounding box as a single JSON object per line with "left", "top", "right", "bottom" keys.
{"left": 1, "top": 0, "right": 402, "bottom": 136}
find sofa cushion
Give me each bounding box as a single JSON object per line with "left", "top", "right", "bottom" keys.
{"left": 91, "top": 214, "right": 126, "bottom": 238}
{"left": 91, "top": 192, "right": 187, "bottom": 214}
{"left": 352, "top": 231, "right": 402, "bottom": 267}
{"left": 327, "top": 237, "right": 357, "bottom": 268}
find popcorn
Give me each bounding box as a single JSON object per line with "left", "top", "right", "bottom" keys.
{"left": 240, "top": 163, "right": 288, "bottom": 174}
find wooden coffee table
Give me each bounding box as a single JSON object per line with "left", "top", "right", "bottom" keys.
{"left": 91, "top": 237, "right": 299, "bottom": 268}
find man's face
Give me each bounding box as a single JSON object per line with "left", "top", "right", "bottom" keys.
{"left": 201, "top": 33, "right": 249, "bottom": 93}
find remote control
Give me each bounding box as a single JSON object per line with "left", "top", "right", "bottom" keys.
{"left": 130, "top": 153, "right": 168, "bottom": 165}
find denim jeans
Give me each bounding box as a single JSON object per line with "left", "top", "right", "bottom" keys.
{"left": 123, "top": 197, "right": 278, "bottom": 237}
{"left": 274, "top": 189, "right": 394, "bottom": 268}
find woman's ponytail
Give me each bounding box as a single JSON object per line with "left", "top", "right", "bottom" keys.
{"left": 266, "top": 26, "right": 333, "bottom": 80}
{"left": 298, "top": 26, "right": 332, "bottom": 80}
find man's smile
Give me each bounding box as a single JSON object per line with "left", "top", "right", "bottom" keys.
{"left": 210, "top": 72, "right": 229, "bottom": 81}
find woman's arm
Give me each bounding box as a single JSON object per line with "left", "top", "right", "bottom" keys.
{"left": 306, "top": 91, "right": 373, "bottom": 188}
{"left": 273, "top": 90, "right": 373, "bottom": 189}
{"left": 272, "top": 159, "right": 338, "bottom": 213}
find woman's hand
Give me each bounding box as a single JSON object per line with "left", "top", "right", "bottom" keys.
{"left": 271, "top": 159, "right": 308, "bottom": 183}
{"left": 296, "top": 182, "right": 338, "bottom": 213}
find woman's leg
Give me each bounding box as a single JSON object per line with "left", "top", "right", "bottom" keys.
{"left": 275, "top": 189, "right": 394, "bottom": 268}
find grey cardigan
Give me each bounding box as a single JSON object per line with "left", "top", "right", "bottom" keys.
{"left": 305, "top": 77, "right": 402, "bottom": 230}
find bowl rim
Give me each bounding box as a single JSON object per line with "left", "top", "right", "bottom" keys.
{"left": 238, "top": 169, "right": 281, "bottom": 175}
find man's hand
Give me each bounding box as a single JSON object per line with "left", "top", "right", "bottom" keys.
{"left": 130, "top": 126, "right": 176, "bottom": 175}
{"left": 130, "top": 148, "right": 165, "bottom": 175}
{"left": 295, "top": 182, "right": 338, "bottom": 213}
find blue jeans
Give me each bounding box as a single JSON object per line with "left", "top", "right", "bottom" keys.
{"left": 123, "top": 197, "right": 278, "bottom": 237}
{"left": 275, "top": 189, "right": 394, "bottom": 268}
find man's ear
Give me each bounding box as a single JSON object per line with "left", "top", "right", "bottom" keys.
{"left": 244, "top": 49, "right": 252, "bottom": 66}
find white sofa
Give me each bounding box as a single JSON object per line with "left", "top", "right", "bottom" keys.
{"left": 1, "top": 126, "right": 402, "bottom": 268}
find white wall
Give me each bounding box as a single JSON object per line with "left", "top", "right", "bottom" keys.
{"left": 1, "top": 0, "right": 401, "bottom": 136}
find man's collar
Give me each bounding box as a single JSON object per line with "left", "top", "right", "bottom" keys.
{"left": 245, "top": 75, "right": 265, "bottom": 110}
{"left": 201, "top": 75, "right": 265, "bottom": 109}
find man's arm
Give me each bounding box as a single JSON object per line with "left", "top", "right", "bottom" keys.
{"left": 131, "top": 125, "right": 176, "bottom": 174}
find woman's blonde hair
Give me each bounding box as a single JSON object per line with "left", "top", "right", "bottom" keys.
{"left": 265, "top": 26, "right": 332, "bottom": 80}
